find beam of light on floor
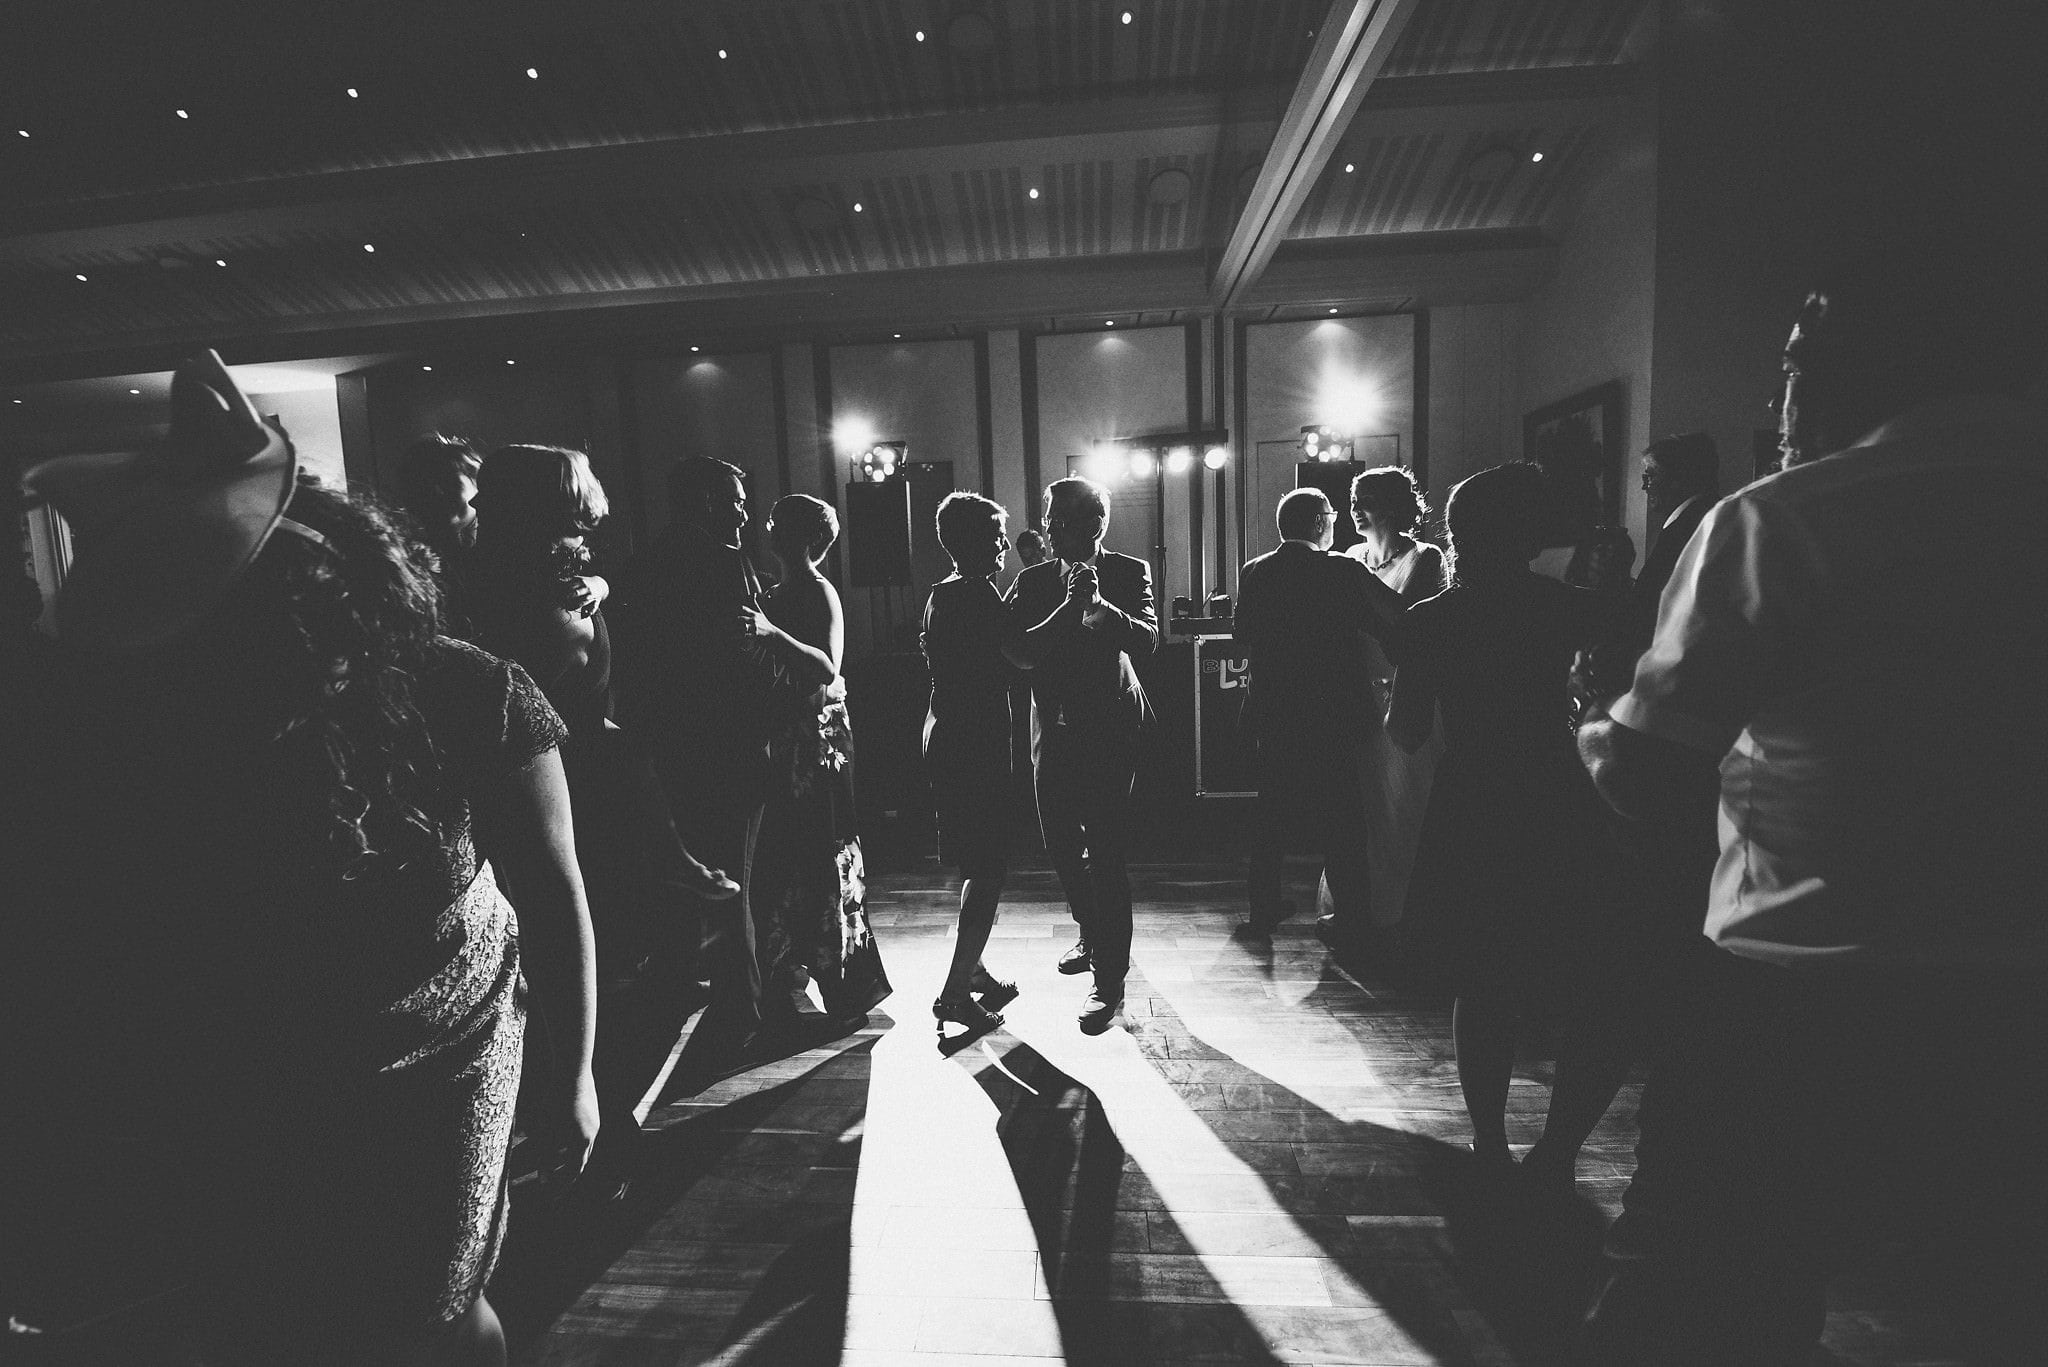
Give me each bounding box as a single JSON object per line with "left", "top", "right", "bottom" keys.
{"left": 1006, "top": 988, "right": 1448, "bottom": 1365}
{"left": 846, "top": 987, "right": 1068, "bottom": 1361}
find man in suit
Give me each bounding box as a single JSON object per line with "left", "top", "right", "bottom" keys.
{"left": 1004, "top": 475, "right": 1157, "bottom": 1034}
{"left": 616, "top": 456, "right": 782, "bottom": 1062}
{"left": 1234, "top": 488, "right": 1390, "bottom": 934}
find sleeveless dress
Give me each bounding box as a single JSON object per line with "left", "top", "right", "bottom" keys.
{"left": 35, "top": 638, "right": 564, "bottom": 1347}
{"left": 753, "top": 579, "right": 891, "bottom": 1019}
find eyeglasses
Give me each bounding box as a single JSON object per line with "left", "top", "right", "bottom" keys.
{"left": 1046, "top": 514, "right": 1104, "bottom": 533}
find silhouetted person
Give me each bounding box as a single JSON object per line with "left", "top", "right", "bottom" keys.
{"left": 1388, "top": 462, "right": 1638, "bottom": 1192}
{"left": 617, "top": 456, "right": 787, "bottom": 1063}
{"left": 1013, "top": 526, "right": 1050, "bottom": 569}
{"left": 1234, "top": 488, "right": 1385, "bottom": 936}
{"left": 1004, "top": 476, "right": 1157, "bottom": 1034}
{"left": 923, "top": 493, "right": 1019, "bottom": 1041}
{"left": 1577, "top": 241, "right": 2048, "bottom": 1366}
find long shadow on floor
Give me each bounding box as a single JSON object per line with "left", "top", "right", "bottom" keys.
{"left": 1137, "top": 957, "right": 1609, "bottom": 1367}
{"left": 492, "top": 1034, "right": 874, "bottom": 1366}
{"left": 959, "top": 1040, "right": 1288, "bottom": 1367}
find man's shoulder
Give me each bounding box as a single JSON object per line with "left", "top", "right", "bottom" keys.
{"left": 1098, "top": 550, "right": 1150, "bottom": 580}
{"left": 1013, "top": 560, "right": 1061, "bottom": 591}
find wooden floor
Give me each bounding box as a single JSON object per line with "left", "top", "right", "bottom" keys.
{"left": 487, "top": 860, "right": 1967, "bottom": 1367}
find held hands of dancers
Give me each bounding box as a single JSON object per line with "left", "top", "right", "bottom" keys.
{"left": 1067, "top": 562, "right": 1118, "bottom": 630}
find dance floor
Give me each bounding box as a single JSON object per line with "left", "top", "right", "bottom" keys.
{"left": 491, "top": 860, "right": 1960, "bottom": 1367}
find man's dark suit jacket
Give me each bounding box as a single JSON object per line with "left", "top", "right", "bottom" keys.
{"left": 616, "top": 519, "right": 782, "bottom": 798}
{"left": 1004, "top": 552, "right": 1157, "bottom": 751}
{"left": 1233, "top": 541, "right": 1383, "bottom": 754}
{"left": 1631, "top": 493, "right": 1715, "bottom": 648}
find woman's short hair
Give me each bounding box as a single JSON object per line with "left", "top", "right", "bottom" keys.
{"left": 935, "top": 491, "right": 1006, "bottom": 559}
{"left": 1444, "top": 462, "right": 1547, "bottom": 578}
{"left": 769, "top": 494, "right": 839, "bottom": 560}
{"left": 1350, "top": 466, "right": 1428, "bottom": 533}
{"left": 476, "top": 445, "right": 608, "bottom": 533}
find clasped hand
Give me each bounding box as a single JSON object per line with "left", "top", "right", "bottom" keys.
{"left": 1065, "top": 563, "right": 1100, "bottom": 608}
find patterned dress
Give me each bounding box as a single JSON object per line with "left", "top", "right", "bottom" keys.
{"left": 36, "top": 637, "right": 565, "bottom": 1344}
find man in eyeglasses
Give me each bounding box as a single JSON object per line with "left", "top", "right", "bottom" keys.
{"left": 1004, "top": 476, "right": 1158, "bottom": 1034}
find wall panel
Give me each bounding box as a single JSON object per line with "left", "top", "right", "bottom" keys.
{"left": 1034, "top": 326, "right": 1185, "bottom": 577}
{"left": 629, "top": 350, "right": 778, "bottom": 537}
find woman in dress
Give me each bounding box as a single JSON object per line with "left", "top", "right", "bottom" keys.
{"left": 748, "top": 495, "right": 892, "bottom": 1023}
{"left": 20, "top": 352, "right": 598, "bottom": 1365}
{"left": 1387, "top": 462, "right": 1638, "bottom": 1192}
{"left": 922, "top": 493, "right": 1020, "bottom": 1041}
{"left": 1329, "top": 467, "right": 1446, "bottom": 949}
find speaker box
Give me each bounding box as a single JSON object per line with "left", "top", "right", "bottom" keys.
{"left": 845, "top": 479, "right": 913, "bottom": 587}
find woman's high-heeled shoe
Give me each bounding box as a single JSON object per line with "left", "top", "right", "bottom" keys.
{"left": 967, "top": 966, "right": 1019, "bottom": 1012}
{"left": 933, "top": 994, "right": 1004, "bottom": 1041}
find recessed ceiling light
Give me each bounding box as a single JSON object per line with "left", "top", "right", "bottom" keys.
{"left": 525, "top": 67, "right": 538, "bottom": 79}
{"left": 15, "top": 129, "right": 28, "bottom": 138}
{"left": 1028, "top": 187, "right": 1039, "bottom": 199}
{"left": 690, "top": 345, "right": 700, "bottom": 352}
{"left": 362, "top": 243, "right": 375, "bottom": 252}
{"left": 346, "top": 87, "right": 359, "bottom": 98}
{"left": 129, "top": 388, "right": 140, "bottom": 395}
{"left": 74, "top": 273, "right": 88, "bottom": 282}
{"left": 11, "top": 398, "right": 21, "bottom": 404}
{"left": 1122, "top": 10, "right": 1133, "bottom": 23}
{"left": 718, "top": 48, "right": 728, "bottom": 59}
{"left": 215, "top": 258, "right": 227, "bottom": 267}
{"left": 1344, "top": 162, "right": 1355, "bottom": 173}
{"left": 421, "top": 365, "right": 432, "bottom": 372}
{"left": 1106, "top": 320, "right": 1116, "bottom": 327}
{"left": 852, "top": 201, "right": 863, "bottom": 212}
{"left": 893, "top": 333, "right": 902, "bottom": 339}
{"left": 1329, "top": 307, "right": 1339, "bottom": 314}
{"left": 915, "top": 30, "right": 925, "bottom": 41}
{"left": 505, "top": 359, "right": 516, "bottom": 366}
{"left": 1531, "top": 151, "right": 1545, "bottom": 162}
{"left": 175, "top": 109, "right": 189, "bottom": 119}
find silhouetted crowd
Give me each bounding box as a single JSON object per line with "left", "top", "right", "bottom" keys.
{"left": 3, "top": 235, "right": 2043, "bottom": 1366}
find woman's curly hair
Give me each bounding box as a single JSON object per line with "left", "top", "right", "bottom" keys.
{"left": 214, "top": 480, "right": 450, "bottom": 878}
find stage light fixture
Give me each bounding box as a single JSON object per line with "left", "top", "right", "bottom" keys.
{"left": 1165, "top": 447, "right": 1194, "bottom": 474}
{"left": 1203, "top": 446, "right": 1229, "bottom": 470}
{"left": 834, "top": 416, "right": 878, "bottom": 454}
{"left": 1129, "top": 449, "right": 1158, "bottom": 478}
{"left": 853, "top": 440, "right": 907, "bottom": 482}
{"left": 1300, "top": 424, "right": 1354, "bottom": 461}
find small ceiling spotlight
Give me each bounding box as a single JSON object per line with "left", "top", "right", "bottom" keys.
{"left": 853, "top": 440, "right": 907, "bottom": 482}
{"left": 421, "top": 365, "right": 433, "bottom": 372}
{"left": 893, "top": 333, "right": 902, "bottom": 339}
{"left": 362, "top": 243, "right": 375, "bottom": 252}
{"left": 1105, "top": 319, "right": 1116, "bottom": 327}
{"left": 1531, "top": 151, "right": 1545, "bottom": 162}
{"left": 1344, "top": 162, "right": 1355, "bottom": 173}
{"left": 915, "top": 29, "right": 925, "bottom": 41}
{"left": 717, "top": 48, "right": 728, "bottom": 59}
{"left": 690, "top": 345, "right": 701, "bottom": 352}
{"left": 852, "top": 201, "right": 864, "bottom": 213}
{"left": 1122, "top": 10, "right": 1134, "bottom": 23}
{"left": 1028, "top": 187, "right": 1039, "bottom": 199}
{"left": 1328, "top": 307, "right": 1339, "bottom": 315}
{"left": 175, "top": 109, "right": 189, "bottom": 119}
{"left": 128, "top": 388, "right": 141, "bottom": 395}
{"left": 346, "top": 87, "right": 359, "bottom": 98}
{"left": 505, "top": 359, "right": 516, "bottom": 366}
{"left": 74, "top": 273, "right": 88, "bottom": 282}
{"left": 1203, "top": 445, "right": 1230, "bottom": 470}
{"left": 525, "top": 67, "right": 539, "bottom": 78}
{"left": 214, "top": 258, "right": 227, "bottom": 267}
{"left": 16, "top": 129, "right": 29, "bottom": 138}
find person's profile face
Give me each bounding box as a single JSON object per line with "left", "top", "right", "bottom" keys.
{"left": 707, "top": 474, "right": 749, "bottom": 535}
{"left": 1045, "top": 498, "right": 1106, "bottom": 563}
{"left": 1639, "top": 453, "right": 1668, "bottom": 500}
{"left": 1775, "top": 303, "right": 1834, "bottom": 467}
{"left": 957, "top": 518, "right": 1007, "bottom": 578}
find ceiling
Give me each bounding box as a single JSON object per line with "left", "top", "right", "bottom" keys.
{"left": 0, "top": 0, "right": 1650, "bottom": 385}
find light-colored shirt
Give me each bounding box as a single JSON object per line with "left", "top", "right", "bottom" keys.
{"left": 1614, "top": 396, "right": 2048, "bottom": 971}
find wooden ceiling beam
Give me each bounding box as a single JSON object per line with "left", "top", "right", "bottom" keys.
{"left": 1209, "top": 0, "right": 1426, "bottom": 313}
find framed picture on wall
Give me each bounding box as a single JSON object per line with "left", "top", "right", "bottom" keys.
{"left": 1522, "top": 380, "right": 1625, "bottom": 547}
